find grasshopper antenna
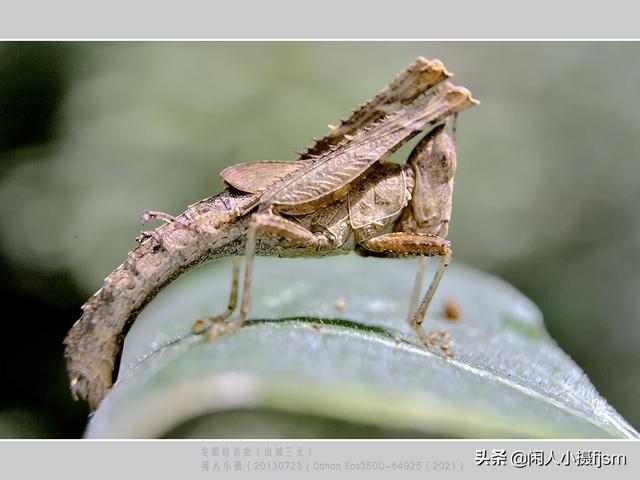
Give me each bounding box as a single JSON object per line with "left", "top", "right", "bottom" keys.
{"left": 450, "top": 112, "right": 459, "bottom": 144}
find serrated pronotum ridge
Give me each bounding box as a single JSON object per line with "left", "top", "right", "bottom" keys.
{"left": 299, "top": 56, "right": 452, "bottom": 159}
{"left": 263, "top": 82, "right": 477, "bottom": 214}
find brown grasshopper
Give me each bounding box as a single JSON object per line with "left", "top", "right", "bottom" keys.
{"left": 64, "top": 57, "right": 478, "bottom": 410}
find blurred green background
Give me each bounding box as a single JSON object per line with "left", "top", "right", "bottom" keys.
{"left": 0, "top": 42, "right": 638, "bottom": 437}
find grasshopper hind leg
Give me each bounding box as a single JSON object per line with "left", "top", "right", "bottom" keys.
{"left": 409, "top": 251, "right": 452, "bottom": 357}
{"left": 359, "top": 232, "right": 453, "bottom": 357}
{"left": 408, "top": 256, "right": 428, "bottom": 319}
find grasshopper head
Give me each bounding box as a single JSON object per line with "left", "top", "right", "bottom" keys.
{"left": 397, "top": 124, "right": 456, "bottom": 237}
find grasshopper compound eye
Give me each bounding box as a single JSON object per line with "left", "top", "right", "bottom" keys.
{"left": 405, "top": 124, "right": 457, "bottom": 237}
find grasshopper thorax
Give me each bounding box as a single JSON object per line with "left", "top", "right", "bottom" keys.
{"left": 394, "top": 124, "right": 456, "bottom": 238}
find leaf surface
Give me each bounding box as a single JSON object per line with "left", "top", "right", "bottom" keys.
{"left": 86, "top": 256, "right": 639, "bottom": 439}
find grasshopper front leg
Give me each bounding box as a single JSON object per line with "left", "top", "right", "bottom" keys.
{"left": 360, "top": 232, "right": 453, "bottom": 356}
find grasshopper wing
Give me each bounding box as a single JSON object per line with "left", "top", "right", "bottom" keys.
{"left": 230, "top": 57, "right": 450, "bottom": 200}
{"left": 220, "top": 160, "right": 306, "bottom": 194}
{"left": 261, "top": 82, "right": 477, "bottom": 215}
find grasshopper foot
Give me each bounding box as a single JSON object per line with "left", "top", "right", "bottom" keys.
{"left": 416, "top": 329, "right": 453, "bottom": 358}
{"left": 191, "top": 314, "right": 230, "bottom": 335}
{"left": 191, "top": 318, "right": 208, "bottom": 334}
{"left": 205, "top": 321, "right": 241, "bottom": 341}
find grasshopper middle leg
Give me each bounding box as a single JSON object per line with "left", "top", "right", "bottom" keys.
{"left": 191, "top": 257, "right": 241, "bottom": 334}
{"left": 205, "top": 211, "right": 329, "bottom": 341}
{"left": 360, "top": 232, "right": 453, "bottom": 356}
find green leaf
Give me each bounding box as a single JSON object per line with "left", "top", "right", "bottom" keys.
{"left": 85, "top": 256, "right": 639, "bottom": 438}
